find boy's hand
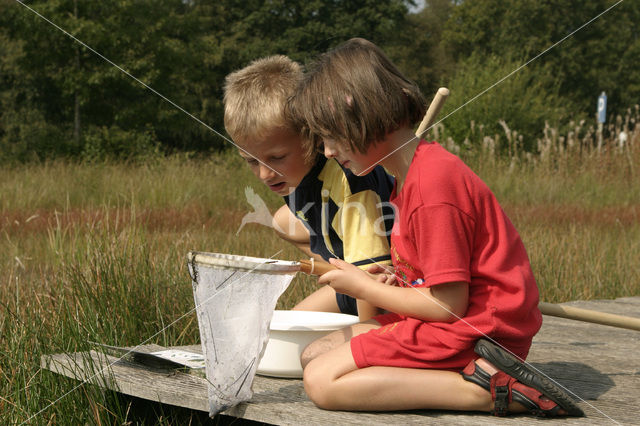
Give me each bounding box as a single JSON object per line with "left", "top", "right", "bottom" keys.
{"left": 365, "top": 264, "right": 396, "bottom": 286}
{"left": 317, "top": 258, "right": 378, "bottom": 299}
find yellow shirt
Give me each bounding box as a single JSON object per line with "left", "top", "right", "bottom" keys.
{"left": 284, "top": 156, "right": 394, "bottom": 268}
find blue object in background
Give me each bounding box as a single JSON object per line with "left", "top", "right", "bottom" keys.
{"left": 597, "top": 92, "right": 607, "bottom": 123}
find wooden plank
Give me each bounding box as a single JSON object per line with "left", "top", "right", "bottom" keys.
{"left": 42, "top": 349, "right": 209, "bottom": 412}
{"left": 41, "top": 297, "right": 640, "bottom": 425}
{"left": 525, "top": 298, "right": 640, "bottom": 425}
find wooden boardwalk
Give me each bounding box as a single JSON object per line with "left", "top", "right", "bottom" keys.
{"left": 41, "top": 297, "right": 640, "bottom": 425}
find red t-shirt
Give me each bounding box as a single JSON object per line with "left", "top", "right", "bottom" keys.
{"left": 351, "top": 141, "right": 542, "bottom": 370}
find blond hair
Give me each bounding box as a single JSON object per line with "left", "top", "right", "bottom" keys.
{"left": 287, "top": 38, "right": 426, "bottom": 155}
{"left": 223, "top": 55, "right": 302, "bottom": 143}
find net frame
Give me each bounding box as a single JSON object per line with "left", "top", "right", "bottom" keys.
{"left": 187, "top": 251, "right": 299, "bottom": 416}
{"left": 189, "top": 251, "right": 301, "bottom": 274}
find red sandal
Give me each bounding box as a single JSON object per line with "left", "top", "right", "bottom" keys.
{"left": 461, "top": 339, "right": 584, "bottom": 417}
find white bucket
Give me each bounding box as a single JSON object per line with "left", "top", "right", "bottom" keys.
{"left": 257, "top": 310, "right": 360, "bottom": 378}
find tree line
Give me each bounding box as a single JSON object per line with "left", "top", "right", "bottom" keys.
{"left": 1, "top": 0, "right": 637, "bottom": 162}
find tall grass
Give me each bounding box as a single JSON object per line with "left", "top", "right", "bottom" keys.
{"left": 0, "top": 151, "right": 313, "bottom": 424}
{"left": 1, "top": 115, "right": 638, "bottom": 423}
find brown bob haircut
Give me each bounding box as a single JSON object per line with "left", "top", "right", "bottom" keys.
{"left": 288, "top": 38, "right": 426, "bottom": 160}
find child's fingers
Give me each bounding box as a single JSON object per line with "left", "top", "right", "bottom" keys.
{"left": 373, "top": 273, "right": 396, "bottom": 285}
{"left": 365, "top": 264, "right": 385, "bottom": 274}
{"left": 317, "top": 269, "right": 342, "bottom": 285}
{"left": 384, "top": 274, "right": 397, "bottom": 286}
{"left": 374, "top": 273, "right": 388, "bottom": 283}
{"left": 366, "top": 263, "right": 395, "bottom": 274}
{"left": 328, "top": 257, "right": 351, "bottom": 269}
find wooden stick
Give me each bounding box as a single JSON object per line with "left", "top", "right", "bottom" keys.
{"left": 538, "top": 301, "right": 640, "bottom": 332}
{"left": 415, "top": 87, "right": 450, "bottom": 137}
{"left": 298, "top": 259, "right": 337, "bottom": 276}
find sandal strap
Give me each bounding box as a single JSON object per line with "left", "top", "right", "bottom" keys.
{"left": 510, "top": 382, "right": 564, "bottom": 417}
{"left": 460, "top": 360, "right": 491, "bottom": 390}
{"left": 474, "top": 339, "right": 584, "bottom": 417}
{"left": 490, "top": 371, "right": 514, "bottom": 416}
{"left": 460, "top": 358, "right": 567, "bottom": 417}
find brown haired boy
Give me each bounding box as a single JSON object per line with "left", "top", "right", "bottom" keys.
{"left": 289, "top": 38, "right": 583, "bottom": 417}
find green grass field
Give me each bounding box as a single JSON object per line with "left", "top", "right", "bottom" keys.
{"left": 1, "top": 129, "right": 638, "bottom": 424}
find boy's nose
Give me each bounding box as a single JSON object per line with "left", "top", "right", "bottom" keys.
{"left": 324, "top": 144, "right": 337, "bottom": 158}
{"left": 258, "top": 164, "right": 276, "bottom": 181}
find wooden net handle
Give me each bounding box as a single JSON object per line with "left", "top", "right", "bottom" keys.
{"left": 298, "top": 259, "right": 337, "bottom": 276}
{"left": 416, "top": 87, "right": 450, "bottom": 137}
{"left": 539, "top": 302, "right": 640, "bottom": 331}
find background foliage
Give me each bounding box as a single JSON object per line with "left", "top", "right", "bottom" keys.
{"left": 1, "top": 0, "right": 638, "bottom": 162}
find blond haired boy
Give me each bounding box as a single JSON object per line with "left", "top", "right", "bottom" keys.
{"left": 223, "top": 55, "right": 395, "bottom": 320}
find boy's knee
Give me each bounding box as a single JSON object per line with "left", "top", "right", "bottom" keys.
{"left": 302, "top": 359, "right": 335, "bottom": 410}
{"left": 300, "top": 337, "right": 334, "bottom": 368}
{"left": 300, "top": 341, "right": 319, "bottom": 369}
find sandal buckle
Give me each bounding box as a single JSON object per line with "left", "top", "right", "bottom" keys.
{"left": 492, "top": 385, "right": 509, "bottom": 416}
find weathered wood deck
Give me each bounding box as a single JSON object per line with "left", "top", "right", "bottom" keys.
{"left": 41, "top": 297, "right": 640, "bottom": 425}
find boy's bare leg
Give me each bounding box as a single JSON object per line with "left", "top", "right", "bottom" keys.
{"left": 304, "top": 342, "right": 529, "bottom": 413}
{"left": 355, "top": 299, "right": 382, "bottom": 322}
{"left": 294, "top": 278, "right": 382, "bottom": 321}
{"left": 293, "top": 285, "right": 341, "bottom": 313}
{"left": 301, "top": 320, "right": 380, "bottom": 368}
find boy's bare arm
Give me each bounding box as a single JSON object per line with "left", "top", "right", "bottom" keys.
{"left": 363, "top": 280, "right": 469, "bottom": 322}
{"left": 272, "top": 205, "right": 322, "bottom": 260}
{"left": 319, "top": 259, "right": 469, "bottom": 322}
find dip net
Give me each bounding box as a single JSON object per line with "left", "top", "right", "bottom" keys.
{"left": 187, "top": 251, "right": 299, "bottom": 415}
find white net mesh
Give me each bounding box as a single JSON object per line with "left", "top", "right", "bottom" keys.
{"left": 188, "top": 252, "right": 298, "bottom": 415}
